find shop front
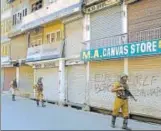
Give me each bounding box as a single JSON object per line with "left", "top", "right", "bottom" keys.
{"left": 81, "top": 38, "right": 161, "bottom": 118}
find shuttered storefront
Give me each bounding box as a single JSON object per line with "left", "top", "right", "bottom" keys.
{"left": 66, "top": 64, "right": 86, "bottom": 104}
{"left": 35, "top": 68, "right": 59, "bottom": 102}
{"left": 90, "top": 5, "right": 122, "bottom": 41}
{"left": 19, "top": 66, "right": 34, "bottom": 95}
{"left": 128, "top": 56, "right": 161, "bottom": 119}
{"left": 88, "top": 60, "right": 124, "bottom": 109}
{"left": 3, "top": 67, "right": 16, "bottom": 91}
{"left": 128, "top": 0, "right": 161, "bottom": 42}
{"left": 1, "top": 69, "right": 4, "bottom": 90}
{"left": 88, "top": 4, "right": 124, "bottom": 110}
{"left": 64, "top": 18, "right": 83, "bottom": 58}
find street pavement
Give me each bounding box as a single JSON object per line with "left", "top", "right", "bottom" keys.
{"left": 1, "top": 94, "right": 161, "bottom": 130}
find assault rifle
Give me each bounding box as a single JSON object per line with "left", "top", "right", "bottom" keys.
{"left": 125, "top": 88, "right": 137, "bottom": 102}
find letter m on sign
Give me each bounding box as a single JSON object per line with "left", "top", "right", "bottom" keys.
{"left": 82, "top": 51, "right": 90, "bottom": 60}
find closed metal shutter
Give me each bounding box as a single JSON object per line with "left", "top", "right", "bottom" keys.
{"left": 88, "top": 60, "right": 124, "bottom": 109}
{"left": 67, "top": 65, "right": 86, "bottom": 104}
{"left": 128, "top": 0, "right": 161, "bottom": 34}
{"left": 1, "top": 69, "right": 4, "bottom": 90}
{"left": 19, "top": 66, "right": 34, "bottom": 93}
{"left": 35, "top": 68, "right": 59, "bottom": 102}
{"left": 4, "top": 67, "right": 16, "bottom": 91}
{"left": 65, "top": 18, "right": 83, "bottom": 58}
{"left": 128, "top": 56, "right": 161, "bottom": 119}
{"left": 90, "top": 5, "right": 122, "bottom": 40}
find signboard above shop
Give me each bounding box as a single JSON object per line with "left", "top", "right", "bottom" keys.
{"left": 84, "top": 0, "right": 121, "bottom": 14}
{"left": 81, "top": 39, "right": 161, "bottom": 61}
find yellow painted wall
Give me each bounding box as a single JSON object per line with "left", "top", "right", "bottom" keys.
{"left": 10, "top": 34, "right": 27, "bottom": 60}
{"left": 1, "top": 42, "right": 11, "bottom": 57}
{"left": 1, "top": 18, "right": 12, "bottom": 37}
{"left": 43, "top": 20, "right": 64, "bottom": 44}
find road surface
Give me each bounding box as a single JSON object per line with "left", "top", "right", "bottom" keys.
{"left": 1, "top": 94, "right": 161, "bottom": 130}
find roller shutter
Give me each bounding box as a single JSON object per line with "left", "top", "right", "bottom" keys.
{"left": 35, "top": 68, "right": 59, "bottom": 102}
{"left": 66, "top": 64, "right": 86, "bottom": 104}
{"left": 128, "top": 56, "right": 161, "bottom": 119}
{"left": 88, "top": 60, "right": 124, "bottom": 110}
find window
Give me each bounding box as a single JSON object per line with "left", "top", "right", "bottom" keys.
{"left": 31, "top": 0, "right": 43, "bottom": 12}
{"left": 1, "top": 45, "right": 9, "bottom": 56}
{"left": 12, "top": 8, "right": 27, "bottom": 26}
{"left": 46, "top": 30, "right": 61, "bottom": 44}
{"left": 47, "top": 34, "right": 51, "bottom": 44}
{"left": 51, "top": 33, "right": 55, "bottom": 43}
{"left": 56, "top": 31, "right": 61, "bottom": 41}
{"left": 1, "top": 23, "right": 4, "bottom": 35}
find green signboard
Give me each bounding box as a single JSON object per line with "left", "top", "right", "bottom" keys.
{"left": 81, "top": 39, "right": 161, "bottom": 61}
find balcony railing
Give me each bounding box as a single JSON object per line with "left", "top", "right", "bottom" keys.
{"left": 21, "top": 0, "right": 82, "bottom": 31}
{"left": 129, "top": 27, "right": 161, "bottom": 43}
{"left": 8, "top": 23, "right": 22, "bottom": 37}
{"left": 26, "top": 41, "right": 64, "bottom": 62}
{"left": 82, "top": 27, "right": 161, "bottom": 50}
{"left": 83, "top": 33, "right": 128, "bottom": 50}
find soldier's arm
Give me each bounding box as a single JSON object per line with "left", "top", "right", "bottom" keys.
{"left": 111, "top": 82, "right": 124, "bottom": 92}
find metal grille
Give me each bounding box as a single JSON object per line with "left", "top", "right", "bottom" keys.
{"left": 129, "top": 27, "right": 161, "bottom": 43}
{"left": 83, "top": 33, "right": 127, "bottom": 50}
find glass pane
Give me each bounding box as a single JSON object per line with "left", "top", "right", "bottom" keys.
{"left": 47, "top": 34, "right": 50, "bottom": 43}
{"left": 51, "top": 33, "right": 55, "bottom": 43}
{"left": 56, "top": 31, "right": 61, "bottom": 41}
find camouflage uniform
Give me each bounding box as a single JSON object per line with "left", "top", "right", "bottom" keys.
{"left": 10, "top": 79, "right": 17, "bottom": 101}
{"left": 35, "top": 77, "right": 46, "bottom": 107}
{"left": 111, "top": 73, "right": 131, "bottom": 130}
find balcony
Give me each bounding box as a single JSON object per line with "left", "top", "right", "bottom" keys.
{"left": 1, "top": 56, "right": 11, "bottom": 66}
{"left": 8, "top": 23, "right": 22, "bottom": 38}
{"left": 26, "top": 41, "right": 64, "bottom": 62}
{"left": 21, "top": 0, "right": 82, "bottom": 32}
{"left": 82, "top": 27, "right": 161, "bottom": 50}
{"left": 83, "top": 33, "right": 128, "bottom": 50}
{"left": 129, "top": 27, "right": 161, "bottom": 43}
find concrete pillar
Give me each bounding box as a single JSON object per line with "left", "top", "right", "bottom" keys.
{"left": 122, "top": 2, "right": 128, "bottom": 75}
{"left": 59, "top": 59, "right": 65, "bottom": 105}
{"left": 16, "top": 67, "right": 20, "bottom": 88}
{"left": 83, "top": 14, "right": 91, "bottom": 110}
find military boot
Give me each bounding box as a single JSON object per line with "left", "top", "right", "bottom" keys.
{"left": 122, "top": 118, "right": 131, "bottom": 130}
{"left": 111, "top": 116, "right": 116, "bottom": 128}
{"left": 36, "top": 100, "right": 39, "bottom": 107}
{"left": 41, "top": 100, "right": 46, "bottom": 107}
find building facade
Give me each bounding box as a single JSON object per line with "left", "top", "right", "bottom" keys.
{"left": 81, "top": 0, "right": 161, "bottom": 119}
{"left": 1, "top": 0, "right": 16, "bottom": 92}
{"left": 2, "top": 0, "right": 161, "bottom": 120}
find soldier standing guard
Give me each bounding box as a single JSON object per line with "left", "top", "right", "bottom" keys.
{"left": 35, "top": 77, "right": 46, "bottom": 107}
{"left": 10, "top": 79, "right": 17, "bottom": 101}
{"left": 111, "top": 73, "right": 131, "bottom": 130}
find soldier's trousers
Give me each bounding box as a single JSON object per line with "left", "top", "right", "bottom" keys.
{"left": 112, "top": 97, "right": 129, "bottom": 118}
{"left": 36, "top": 91, "right": 43, "bottom": 101}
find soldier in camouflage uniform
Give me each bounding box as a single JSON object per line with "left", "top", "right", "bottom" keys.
{"left": 111, "top": 73, "right": 131, "bottom": 130}
{"left": 35, "top": 77, "right": 46, "bottom": 107}
{"left": 10, "top": 79, "right": 17, "bottom": 101}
